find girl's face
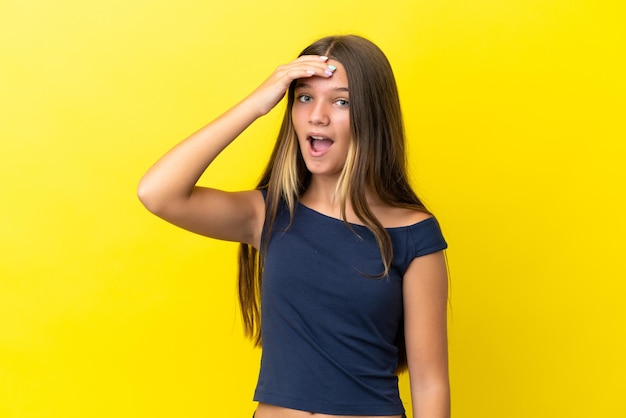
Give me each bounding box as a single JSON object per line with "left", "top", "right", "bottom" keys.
{"left": 292, "top": 60, "right": 351, "bottom": 180}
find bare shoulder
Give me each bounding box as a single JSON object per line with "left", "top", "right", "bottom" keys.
{"left": 374, "top": 205, "right": 432, "bottom": 229}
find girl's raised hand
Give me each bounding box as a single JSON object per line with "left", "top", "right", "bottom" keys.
{"left": 138, "top": 57, "right": 336, "bottom": 246}
{"left": 248, "top": 55, "right": 336, "bottom": 116}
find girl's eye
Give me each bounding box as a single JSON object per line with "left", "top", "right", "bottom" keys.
{"left": 297, "top": 95, "right": 313, "bottom": 103}
{"left": 336, "top": 99, "right": 349, "bottom": 107}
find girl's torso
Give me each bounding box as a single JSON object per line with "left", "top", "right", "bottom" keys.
{"left": 255, "top": 403, "right": 404, "bottom": 418}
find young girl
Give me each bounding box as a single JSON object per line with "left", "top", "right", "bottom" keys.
{"left": 138, "top": 35, "right": 450, "bottom": 418}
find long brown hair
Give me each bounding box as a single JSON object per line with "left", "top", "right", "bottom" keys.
{"left": 237, "top": 35, "right": 429, "bottom": 372}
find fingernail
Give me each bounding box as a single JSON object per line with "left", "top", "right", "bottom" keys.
{"left": 325, "top": 69, "right": 333, "bottom": 76}
{"left": 320, "top": 55, "right": 328, "bottom": 61}
{"left": 327, "top": 64, "right": 337, "bottom": 71}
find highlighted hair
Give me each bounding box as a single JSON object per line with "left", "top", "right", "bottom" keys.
{"left": 238, "top": 35, "right": 430, "bottom": 373}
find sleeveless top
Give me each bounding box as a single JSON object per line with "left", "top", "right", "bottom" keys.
{"left": 253, "top": 196, "right": 447, "bottom": 415}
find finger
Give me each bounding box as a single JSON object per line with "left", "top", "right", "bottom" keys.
{"left": 284, "top": 66, "right": 335, "bottom": 81}
{"left": 294, "top": 54, "right": 329, "bottom": 63}
{"left": 301, "top": 62, "right": 337, "bottom": 78}
{"left": 284, "top": 60, "right": 337, "bottom": 79}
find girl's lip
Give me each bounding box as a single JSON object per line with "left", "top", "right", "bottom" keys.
{"left": 306, "top": 133, "right": 334, "bottom": 157}
{"left": 307, "top": 132, "right": 332, "bottom": 139}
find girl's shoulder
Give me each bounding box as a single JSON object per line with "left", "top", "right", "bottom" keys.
{"left": 373, "top": 204, "right": 432, "bottom": 229}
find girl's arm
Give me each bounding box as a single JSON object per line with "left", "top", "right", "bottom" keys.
{"left": 137, "top": 55, "right": 334, "bottom": 248}
{"left": 403, "top": 250, "right": 450, "bottom": 418}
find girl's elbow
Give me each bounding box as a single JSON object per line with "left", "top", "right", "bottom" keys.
{"left": 137, "top": 179, "right": 167, "bottom": 215}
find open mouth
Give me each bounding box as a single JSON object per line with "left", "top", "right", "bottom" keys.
{"left": 308, "top": 135, "right": 334, "bottom": 153}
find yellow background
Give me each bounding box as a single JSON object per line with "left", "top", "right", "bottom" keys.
{"left": 1, "top": 0, "right": 624, "bottom": 417}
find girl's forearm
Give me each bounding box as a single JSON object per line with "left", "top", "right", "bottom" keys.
{"left": 137, "top": 96, "right": 262, "bottom": 212}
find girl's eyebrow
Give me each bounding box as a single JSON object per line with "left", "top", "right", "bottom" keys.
{"left": 295, "top": 82, "right": 349, "bottom": 92}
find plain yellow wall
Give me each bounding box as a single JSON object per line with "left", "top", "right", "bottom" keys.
{"left": 1, "top": 1, "right": 624, "bottom": 417}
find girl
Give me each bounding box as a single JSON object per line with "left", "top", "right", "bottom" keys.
{"left": 138, "top": 35, "right": 450, "bottom": 418}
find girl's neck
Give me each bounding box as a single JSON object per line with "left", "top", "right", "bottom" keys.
{"left": 300, "top": 176, "right": 381, "bottom": 216}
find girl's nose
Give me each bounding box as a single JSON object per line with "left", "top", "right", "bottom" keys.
{"left": 308, "top": 101, "right": 330, "bottom": 126}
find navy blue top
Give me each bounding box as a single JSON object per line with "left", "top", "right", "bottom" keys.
{"left": 253, "top": 196, "right": 447, "bottom": 415}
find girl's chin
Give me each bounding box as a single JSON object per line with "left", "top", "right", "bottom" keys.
{"left": 303, "top": 163, "right": 342, "bottom": 179}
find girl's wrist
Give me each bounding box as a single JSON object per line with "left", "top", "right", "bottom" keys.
{"left": 240, "top": 92, "right": 270, "bottom": 119}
